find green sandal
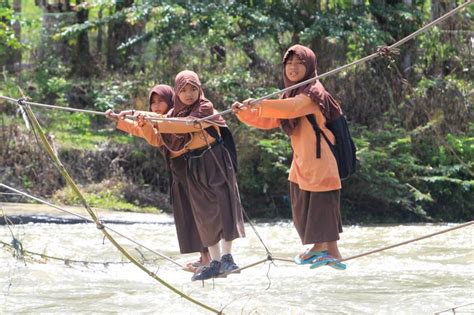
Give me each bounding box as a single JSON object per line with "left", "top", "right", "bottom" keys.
{"left": 310, "top": 255, "right": 346, "bottom": 270}
{"left": 294, "top": 250, "right": 328, "bottom": 265}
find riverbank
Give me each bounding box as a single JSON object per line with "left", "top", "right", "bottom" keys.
{"left": 0, "top": 202, "right": 174, "bottom": 225}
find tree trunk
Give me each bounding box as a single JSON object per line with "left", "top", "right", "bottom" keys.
{"left": 70, "top": 0, "right": 96, "bottom": 77}
{"left": 242, "top": 40, "right": 272, "bottom": 74}
{"left": 106, "top": 0, "right": 145, "bottom": 72}
{"left": 10, "top": 0, "right": 21, "bottom": 70}
{"left": 371, "top": 0, "right": 386, "bottom": 7}
{"left": 431, "top": 0, "right": 457, "bottom": 21}
{"left": 35, "top": 1, "right": 74, "bottom": 64}
{"left": 96, "top": 5, "right": 104, "bottom": 62}
{"left": 431, "top": 0, "right": 458, "bottom": 76}
{"left": 210, "top": 44, "right": 226, "bottom": 68}
{"left": 401, "top": 0, "right": 412, "bottom": 76}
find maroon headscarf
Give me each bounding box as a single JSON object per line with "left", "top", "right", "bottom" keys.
{"left": 148, "top": 84, "right": 174, "bottom": 112}
{"left": 280, "top": 44, "right": 342, "bottom": 135}
{"left": 161, "top": 70, "right": 226, "bottom": 152}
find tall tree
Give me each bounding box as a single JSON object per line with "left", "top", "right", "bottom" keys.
{"left": 96, "top": 4, "right": 104, "bottom": 63}
{"left": 401, "top": 0, "right": 413, "bottom": 76}
{"left": 431, "top": 0, "right": 457, "bottom": 21}
{"left": 70, "top": 0, "right": 95, "bottom": 77}
{"left": 106, "top": 0, "right": 145, "bottom": 72}
{"left": 9, "top": 0, "right": 21, "bottom": 70}
{"left": 430, "top": 0, "right": 459, "bottom": 77}
{"left": 35, "top": 0, "right": 74, "bottom": 64}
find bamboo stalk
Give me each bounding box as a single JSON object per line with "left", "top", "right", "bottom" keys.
{"left": 22, "top": 104, "right": 221, "bottom": 314}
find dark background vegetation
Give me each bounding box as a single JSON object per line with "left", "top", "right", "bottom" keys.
{"left": 0, "top": 0, "right": 472, "bottom": 223}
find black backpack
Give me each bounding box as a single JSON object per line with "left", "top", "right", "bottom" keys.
{"left": 205, "top": 126, "right": 238, "bottom": 172}
{"left": 306, "top": 114, "right": 356, "bottom": 180}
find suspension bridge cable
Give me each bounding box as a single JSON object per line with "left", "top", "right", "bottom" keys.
{"left": 0, "top": 96, "right": 198, "bottom": 124}
{"left": 339, "top": 221, "right": 474, "bottom": 263}
{"left": 0, "top": 183, "right": 182, "bottom": 268}
{"left": 435, "top": 302, "right": 474, "bottom": 314}
{"left": 271, "top": 221, "right": 474, "bottom": 263}
{"left": 195, "top": 0, "right": 473, "bottom": 122}
{"left": 15, "top": 105, "right": 221, "bottom": 314}
{"left": 0, "top": 1, "right": 471, "bottom": 125}
{"left": 0, "top": 240, "right": 131, "bottom": 266}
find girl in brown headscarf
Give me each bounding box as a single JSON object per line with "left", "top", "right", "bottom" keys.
{"left": 110, "top": 71, "right": 246, "bottom": 281}
{"left": 164, "top": 70, "right": 245, "bottom": 281}
{"left": 233, "top": 44, "right": 346, "bottom": 270}
{"left": 105, "top": 84, "right": 211, "bottom": 271}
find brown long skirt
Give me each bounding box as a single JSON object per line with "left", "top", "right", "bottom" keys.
{"left": 184, "top": 142, "right": 245, "bottom": 247}
{"left": 290, "top": 182, "right": 342, "bottom": 244}
{"left": 169, "top": 156, "right": 207, "bottom": 254}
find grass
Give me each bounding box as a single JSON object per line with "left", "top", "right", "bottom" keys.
{"left": 53, "top": 182, "right": 162, "bottom": 214}
{"left": 2, "top": 110, "right": 163, "bottom": 215}
{"left": 50, "top": 127, "right": 132, "bottom": 150}
{"left": 80, "top": 192, "right": 161, "bottom": 213}
{"left": 2, "top": 109, "right": 135, "bottom": 150}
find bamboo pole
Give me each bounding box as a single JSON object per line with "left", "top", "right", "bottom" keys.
{"left": 21, "top": 104, "right": 221, "bottom": 314}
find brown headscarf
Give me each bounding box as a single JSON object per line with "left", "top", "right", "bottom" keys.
{"left": 148, "top": 84, "right": 174, "bottom": 112}
{"left": 161, "top": 70, "right": 226, "bottom": 152}
{"left": 280, "top": 44, "right": 342, "bottom": 135}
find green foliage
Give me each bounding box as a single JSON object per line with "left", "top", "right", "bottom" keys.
{"left": 0, "top": 5, "right": 22, "bottom": 65}
{"left": 344, "top": 126, "right": 428, "bottom": 222}
{"left": 300, "top": 4, "right": 424, "bottom": 61}
{"left": 236, "top": 128, "right": 293, "bottom": 217}
{"left": 0, "top": 68, "right": 21, "bottom": 99}
{"left": 258, "top": 136, "right": 292, "bottom": 172}
{"left": 342, "top": 125, "right": 473, "bottom": 223}
{"left": 93, "top": 80, "right": 137, "bottom": 111}
{"left": 53, "top": 2, "right": 137, "bottom": 40}
{"left": 1, "top": 0, "right": 472, "bottom": 223}
{"left": 32, "top": 57, "right": 71, "bottom": 104}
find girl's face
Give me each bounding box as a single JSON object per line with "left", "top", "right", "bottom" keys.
{"left": 285, "top": 54, "right": 306, "bottom": 82}
{"left": 178, "top": 83, "right": 200, "bottom": 106}
{"left": 150, "top": 94, "right": 169, "bottom": 114}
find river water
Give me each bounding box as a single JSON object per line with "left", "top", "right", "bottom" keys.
{"left": 1, "top": 211, "right": 472, "bottom": 314}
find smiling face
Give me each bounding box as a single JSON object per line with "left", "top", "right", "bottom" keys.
{"left": 150, "top": 94, "right": 169, "bottom": 114}
{"left": 285, "top": 54, "right": 307, "bottom": 83}
{"left": 177, "top": 83, "right": 200, "bottom": 106}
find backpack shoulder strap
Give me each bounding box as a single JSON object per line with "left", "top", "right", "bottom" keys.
{"left": 204, "top": 125, "right": 220, "bottom": 140}
{"left": 305, "top": 114, "right": 332, "bottom": 159}
{"left": 205, "top": 126, "right": 238, "bottom": 171}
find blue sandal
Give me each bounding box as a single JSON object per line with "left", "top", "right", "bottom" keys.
{"left": 328, "top": 260, "right": 346, "bottom": 270}
{"left": 310, "top": 255, "right": 346, "bottom": 270}
{"left": 327, "top": 256, "right": 346, "bottom": 270}
{"left": 294, "top": 250, "right": 328, "bottom": 265}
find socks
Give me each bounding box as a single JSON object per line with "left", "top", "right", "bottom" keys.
{"left": 208, "top": 243, "right": 221, "bottom": 261}
{"left": 221, "top": 240, "right": 232, "bottom": 256}
{"left": 208, "top": 239, "right": 233, "bottom": 262}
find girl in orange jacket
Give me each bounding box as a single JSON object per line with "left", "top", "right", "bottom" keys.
{"left": 233, "top": 44, "right": 346, "bottom": 270}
